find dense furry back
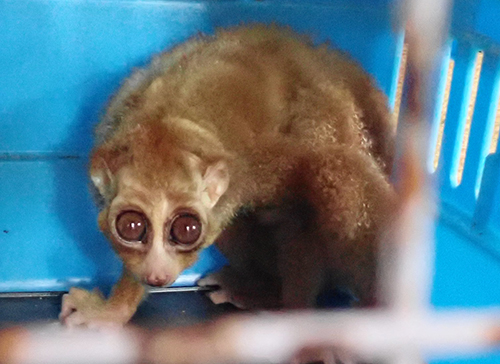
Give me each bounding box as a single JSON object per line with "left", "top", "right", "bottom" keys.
{"left": 94, "top": 25, "right": 394, "bottom": 219}
{"left": 96, "top": 24, "right": 394, "bottom": 172}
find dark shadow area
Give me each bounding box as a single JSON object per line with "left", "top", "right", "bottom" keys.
{"left": 131, "top": 292, "right": 237, "bottom": 328}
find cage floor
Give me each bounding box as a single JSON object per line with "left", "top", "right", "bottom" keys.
{"left": 0, "top": 291, "right": 236, "bottom": 329}
{"left": 0, "top": 285, "right": 355, "bottom": 330}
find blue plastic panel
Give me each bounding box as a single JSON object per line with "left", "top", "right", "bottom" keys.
{"left": 432, "top": 352, "right": 500, "bottom": 364}
{"left": 431, "top": 0, "right": 500, "bottom": 266}
{"left": 452, "top": 0, "right": 500, "bottom": 49}
{"left": 0, "top": 159, "right": 121, "bottom": 291}
{"left": 432, "top": 219, "right": 500, "bottom": 308}
{"left": 430, "top": 216, "right": 500, "bottom": 364}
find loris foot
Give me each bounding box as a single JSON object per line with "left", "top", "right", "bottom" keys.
{"left": 197, "top": 266, "right": 281, "bottom": 310}
{"left": 197, "top": 268, "right": 246, "bottom": 308}
{"left": 59, "top": 287, "right": 132, "bottom": 329}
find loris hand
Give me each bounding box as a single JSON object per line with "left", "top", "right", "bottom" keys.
{"left": 59, "top": 287, "right": 132, "bottom": 329}
{"left": 198, "top": 266, "right": 281, "bottom": 310}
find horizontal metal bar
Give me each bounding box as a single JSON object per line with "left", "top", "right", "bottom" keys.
{"left": 0, "top": 286, "right": 213, "bottom": 299}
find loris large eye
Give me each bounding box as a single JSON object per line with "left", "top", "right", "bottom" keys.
{"left": 170, "top": 214, "right": 202, "bottom": 246}
{"left": 116, "top": 211, "right": 147, "bottom": 242}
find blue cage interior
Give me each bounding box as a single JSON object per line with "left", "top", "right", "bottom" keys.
{"left": 1, "top": 0, "right": 500, "bottom": 360}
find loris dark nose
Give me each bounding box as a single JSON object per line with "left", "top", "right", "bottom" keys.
{"left": 146, "top": 274, "right": 168, "bottom": 287}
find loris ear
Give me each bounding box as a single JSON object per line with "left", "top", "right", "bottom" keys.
{"left": 90, "top": 154, "right": 115, "bottom": 200}
{"left": 89, "top": 143, "right": 129, "bottom": 202}
{"left": 202, "top": 161, "right": 229, "bottom": 209}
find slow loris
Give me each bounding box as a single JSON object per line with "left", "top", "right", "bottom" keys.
{"left": 59, "top": 24, "right": 396, "bottom": 327}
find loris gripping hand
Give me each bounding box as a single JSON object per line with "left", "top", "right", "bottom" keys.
{"left": 60, "top": 288, "right": 118, "bottom": 329}
{"left": 60, "top": 271, "right": 145, "bottom": 328}
{"left": 61, "top": 24, "right": 395, "bottom": 326}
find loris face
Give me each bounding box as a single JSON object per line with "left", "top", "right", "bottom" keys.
{"left": 90, "top": 121, "right": 230, "bottom": 287}
{"left": 99, "top": 167, "right": 209, "bottom": 286}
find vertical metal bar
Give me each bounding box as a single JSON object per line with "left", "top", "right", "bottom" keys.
{"left": 379, "top": 0, "right": 452, "bottom": 312}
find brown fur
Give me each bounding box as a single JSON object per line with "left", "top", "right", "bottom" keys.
{"left": 60, "top": 24, "right": 396, "bottom": 327}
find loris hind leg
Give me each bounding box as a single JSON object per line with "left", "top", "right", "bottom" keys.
{"left": 277, "top": 230, "right": 328, "bottom": 309}
{"left": 266, "top": 200, "right": 329, "bottom": 310}
{"left": 204, "top": 201, "right": 328, "bottom": 311}
{"left": 289, "top": 147, "right": 397, "bottom": 307}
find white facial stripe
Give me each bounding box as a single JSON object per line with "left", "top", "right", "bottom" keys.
{"left": 149, "top": 197, "right": 170, "bottom": 250}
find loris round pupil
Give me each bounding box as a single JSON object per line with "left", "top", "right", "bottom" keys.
{"left": 171, "top": 215, "right": 201, "bottom": 245}
{"left": 116, "top": 211, "right": 147, "bottom": 242}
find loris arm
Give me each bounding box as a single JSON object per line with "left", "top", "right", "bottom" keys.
{"left": 59, "top": 269, "right": 146, "bottom": 328}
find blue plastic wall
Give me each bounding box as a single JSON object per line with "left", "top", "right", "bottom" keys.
{"left": 0, "top": 0, "right": 401, "bottom": 293}
{"left": 431, "top": 0, "right": 500, "bottom": 309}
{"left": 430, "top": 2, "right": 500, "bottom": 361}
